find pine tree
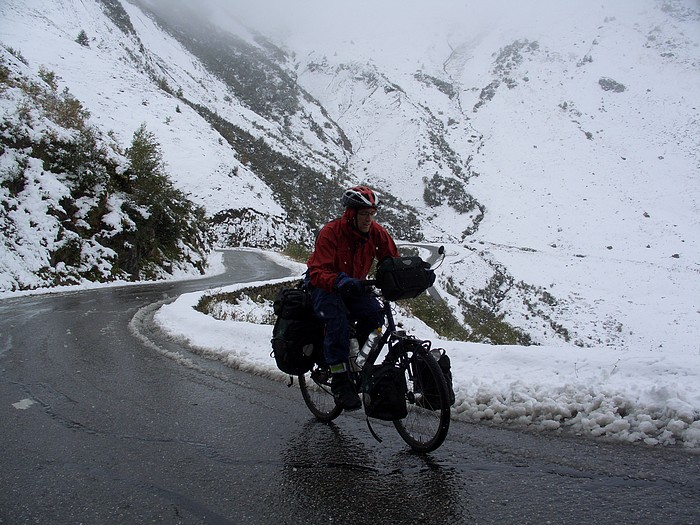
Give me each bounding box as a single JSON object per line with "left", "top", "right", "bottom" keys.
{"left": 76, "top": 30, "right": 90, "bottom": 47}
{"left": 125, "top": 123, "right": 167, "bottom": 199}
{"left": 122, "top": 123, "right": 209, "bottom": 277}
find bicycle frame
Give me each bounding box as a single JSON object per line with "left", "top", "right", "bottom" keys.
{"left": 355, "top": 283, "right": 409, "bottom": 371}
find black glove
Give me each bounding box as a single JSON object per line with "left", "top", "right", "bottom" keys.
{"left": 335, "top": 273, "right": 362, "bottom": 298}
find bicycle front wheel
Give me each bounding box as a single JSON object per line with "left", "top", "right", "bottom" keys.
{"left": 393, "top": 349, "right": 451, "bottom": 453}
{"left": 299, "top": 365, "right": 343, "bottom": 422}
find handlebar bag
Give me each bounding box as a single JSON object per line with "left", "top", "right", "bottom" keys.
{"left": 375, "top": 256, "right": 436, "bottom": 301}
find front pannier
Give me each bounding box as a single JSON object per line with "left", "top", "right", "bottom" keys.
{"left": 415, "top": 348, "right": 456, "bottom": 408}
{"left": 375, "top": 256, "right": 436, "bottom": 301}
{"left": 362, "top": 363, "right": 408, "bottom": 421}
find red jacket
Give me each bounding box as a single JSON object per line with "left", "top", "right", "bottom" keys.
{"left": 307, "top": 208, "right": 399, "bottom": 292}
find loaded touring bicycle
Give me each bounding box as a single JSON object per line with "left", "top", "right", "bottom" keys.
{"left": 272, "top": 247, "right": 455, "bottom": 453}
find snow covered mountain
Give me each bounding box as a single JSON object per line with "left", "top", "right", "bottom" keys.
{"left": 1, "top": 0, "right": 699, "bottom": 353}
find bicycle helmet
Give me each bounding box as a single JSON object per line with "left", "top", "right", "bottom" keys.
{"left": 342, "top": 186, "right": 379, "bottom": 209}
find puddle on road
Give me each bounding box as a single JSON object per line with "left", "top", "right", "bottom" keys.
{"left": 12, "top": 398, "right": 36, "bottom": 410}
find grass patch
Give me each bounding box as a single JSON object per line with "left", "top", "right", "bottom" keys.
{"left": 195, "top": 278, "right": 472, "bottom": 342}
{"left": 194, "top": 280, "right": 295, "bottom": 318}
{"left": 281, "top": 242, "right": 311, "bottom": 263}
{"left": 445, "top": 275, "right": 534, "bottom": 345}
{"left": 401, "top": 292, "right": 470, "bottom": 341}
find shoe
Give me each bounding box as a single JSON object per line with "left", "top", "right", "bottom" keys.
{"left": 331, "top": 373, "right": 362, "bottom": 411}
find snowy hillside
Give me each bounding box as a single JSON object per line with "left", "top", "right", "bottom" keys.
{"left": 1, "top": 0, "right": 700, "bottom": 354}
{"left": 205, "top": 0, "right": 700, "bottom": 354}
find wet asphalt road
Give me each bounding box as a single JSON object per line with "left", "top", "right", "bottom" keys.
{"left": 1, "top": 250, "right": 699, "bottom": 524}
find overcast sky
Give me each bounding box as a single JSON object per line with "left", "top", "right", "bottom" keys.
{"left": 135, "top": 0, "right": 647, "bottom": 73}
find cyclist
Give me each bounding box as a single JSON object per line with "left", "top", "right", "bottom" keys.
{"left": 306, "top": 186, "right": 399, "bottom": 410}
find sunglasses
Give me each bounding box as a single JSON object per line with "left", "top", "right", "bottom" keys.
{"left": 357, "top": 210, "right": 377, "bottom": 218}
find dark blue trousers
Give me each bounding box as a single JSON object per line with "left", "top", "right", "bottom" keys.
{"left": 309, "top": 286, "right": 384, "bottom": 366}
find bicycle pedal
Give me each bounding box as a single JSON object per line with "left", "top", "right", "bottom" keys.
{"left": 311, "top": 369, "right": 330, "bottom": 385}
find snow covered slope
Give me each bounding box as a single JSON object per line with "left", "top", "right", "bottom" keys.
{"left": 263, "top": 0, "right": 700, "bottom": 353}
{"left": 1, "top": 0, "right": 699, "bottom": 353}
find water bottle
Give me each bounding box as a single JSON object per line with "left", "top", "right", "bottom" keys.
{"left": 348, "top": 337, "right": 361, "bottom": 371}
{"left": 356, "top": 328, "right": 381, "bottom": 369}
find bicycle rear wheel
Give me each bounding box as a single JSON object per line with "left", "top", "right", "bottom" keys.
{"left": 299, "top": 365, "right": 343, "bottom": 422}
{"left": 393, "top": 349, "right": 451, "bottom": 453}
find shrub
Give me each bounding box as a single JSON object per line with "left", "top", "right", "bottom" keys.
{"left": 599, "top": 77, "right": 626, "bottom": 93}
{"left": 37, "top": 67, "right": 58, "bottom": 90}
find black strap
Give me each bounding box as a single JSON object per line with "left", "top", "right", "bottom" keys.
{"left": 366, "top": 417, "right": 383, "bottom": 443}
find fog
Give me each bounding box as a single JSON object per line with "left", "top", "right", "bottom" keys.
{"left": 133, "top": 0, "right": 643, "bottom": 74}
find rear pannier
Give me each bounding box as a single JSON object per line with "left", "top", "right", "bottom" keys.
{"left": 273, "top": 282, "right": 313, "bottom": 320}
{"left": 270, "top": 281, "right": 322, "bottom": 375}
